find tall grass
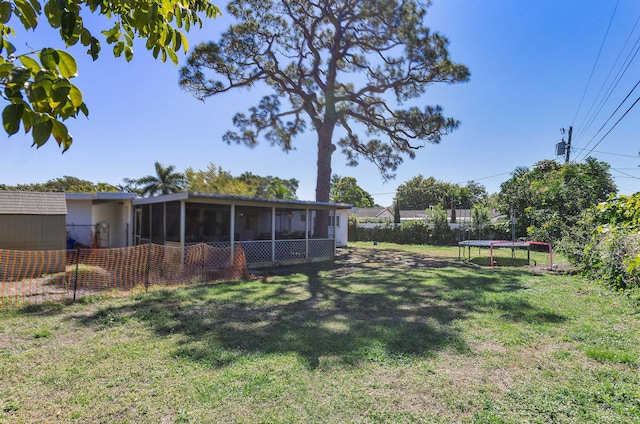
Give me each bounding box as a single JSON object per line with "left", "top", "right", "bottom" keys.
{"left": 0, "top": 244, "right": 638, "bottom": 423}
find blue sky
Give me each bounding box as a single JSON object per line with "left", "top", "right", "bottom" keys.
{"left": 2, "top": 0, "right": 639, "bottom": 206}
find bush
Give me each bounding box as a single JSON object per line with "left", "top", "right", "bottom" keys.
{"left": 348, "top": 219, "right": 436, "bottom": 245}
{"left": 581, "top": 194, "right": 640, "bottom": 291}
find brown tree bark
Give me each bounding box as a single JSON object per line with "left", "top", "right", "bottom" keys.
{"left": 314, "top": 123, "right": 336, "bottom": 238}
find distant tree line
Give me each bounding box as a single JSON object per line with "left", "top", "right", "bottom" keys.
{"left": 1, "top": 161, "right": 300, "bottom": 200}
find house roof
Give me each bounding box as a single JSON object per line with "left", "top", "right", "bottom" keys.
{"left": 0, "top": 191, "right": 67, "bottom": 215}
{"left": 132, "top": 192, "right": 353, "bottom": 210}
{"left": 65, "top": 192, "right": 137, "bottom": 205}
{"left": 400, "top": 210, "right": 429, "bottom": 219}
{"left": 349, "top": 207, "right": 392, "bottom": 218}
{"left": 65, "top": 192, "right": 137, "bottom": 201}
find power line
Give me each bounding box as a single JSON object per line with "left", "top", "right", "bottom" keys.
{"left": 571, "top": 0, "right": 620, "bottom": 126}
{"left": 579, "top": 95, "right": 640, "bottom": 160}
{"left": 454, "top": 171, "right": 513, "bottom": 185}
{"left": 571, "top": 147, "right": 640, "bottom": 159}
{"left": 573, "top": 40, "right": 640, "bottom": 154}
{"left": 573, "top": 14, "right": 640, "bottom": 146}
{"left": 610, "top": 167, "right": 640, "bottom": 180}
{"left": 574, "top": 78, "right": 640, "bottom": 162}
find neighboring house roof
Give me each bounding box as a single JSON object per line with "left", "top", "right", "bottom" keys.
{"left": 350, "top": 207, "right": 393, "bottom": 219}
{"left": 400, "top": 210, "right": 429, "bottom": 219}
{"left": 0, "top": 191, "right": 67, "bottom": 215}
{"left": 400, "top": 208, "right": 504, "bottom": 222}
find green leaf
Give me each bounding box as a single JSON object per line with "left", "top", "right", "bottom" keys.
{"left": 0, "top": 1, "right": 12, "bottom": 24}
{"left": 51, "top": 119, "right": 72, "bottom": 148}
{"left": 8, "top": 66, "right": 31, "bottom": 84}
{"left": 180, "top": 32, "right": 188, "bottom": 53}
{"left": 68, "top": 85, "right": 82, "bottom": 108}
{"left": 167, "top": 47, "right": 178, "bottom": 65}
{"left": 78, "top": 102, "right": 88, "bottom": 117}
{"left": 64, "top": 20, "right": 82, "bottom": 47}
{"left": 113, "top": 40, "right": 124, "bottom": 57}
{"left": 58, "top": 96, "right": 75, "bottom": 119}
{"left": 1, "top": 39, "right": 16, "bottom": 56}
{"left": 50, "top": 79, "right": 71, "bottom": 105}
{"left": 21, "top": 106, "right": 32, "bottom": 133}
{"left": 14, "top": 0, "right": 38, "bottom": 30}
{"left": 32, "top": 113, "right": 53, "bottom": 146}
{"left": 43, "top": 0, "right": 61, "bottom": 28}
{"left": 56, "top": 49, "right": 77, "bottom": 77}
{"left": 80, "top": 28, "right": 91, "bottom": 46}
{"left": 61, "top": 131, "right": 72, "bottom": 152}
{"left": 3, "top": 103, "right": 23, "bottom": 135}
{"left": 19, "top": 55, "right": 41, "bottom": 74}
{"left": 88, "top": 37, "right": 100, "bottom": 60}
{"left": 0, "top": 61, "right": 14, "bottom": 78}
{"left": 26, "top": 0, "right": 41, "bottom": 14}
{"left": 60, "top": 10, "right": 76, "bottom": 40}
{"left": 39, "top": 48, "right": 59, "bottom": 71}
{"left": 124, "top": 45, "right": 133, "bottom": 62}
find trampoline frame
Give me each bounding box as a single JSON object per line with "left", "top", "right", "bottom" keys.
{"left": 458, "top": 240, "right": 553, "bottom": 268}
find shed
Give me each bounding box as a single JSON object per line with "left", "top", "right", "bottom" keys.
{"left": 0, "top": 191, "right": 67, "bottom": 250}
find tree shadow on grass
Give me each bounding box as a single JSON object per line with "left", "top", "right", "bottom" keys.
{"left": 72, "top": 246, "right": 567, "bottom": 370}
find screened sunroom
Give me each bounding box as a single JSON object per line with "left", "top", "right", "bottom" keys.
{"left": 132, "top": 192, "right": 350, "bottom": 267}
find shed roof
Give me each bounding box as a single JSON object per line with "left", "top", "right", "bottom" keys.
{"left": 0, "top": 191, "right": 67, "bottom": 215}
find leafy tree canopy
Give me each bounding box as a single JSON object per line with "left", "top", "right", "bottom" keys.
{"left": 1, "top": 0, "right": 220, "bottom": 150}
{"left": 394, "top": 175, "right": 487, "bottom": 210}
{"left": 179, "top": 0, "right": 469, "bottom": 221}
{"left": 237, "top": 172, "right": 299, "bottom": 200}
{"left": 186, "top": 163, "right": 252, "bottom": 196}
{"left": 184, "top": 162, "right": 299, "bottom": 199}
{"left": 498, "top": 158, "right": 617, "bottom": 244}
{"left": 329, "top": 174, "right": 374, "bottom": 208}
{"left": 0, "top": 175, "right": 116, "bottom": 192}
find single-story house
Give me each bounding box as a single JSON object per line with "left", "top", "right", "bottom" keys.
{"left": 132, "top": 192, "right": 351, "bottom": 267}
{"left": 0, "top": 191, "right": 67, "bottom": 251}
{"left": 1, "top": 190, "right": 351, "bottom": 268}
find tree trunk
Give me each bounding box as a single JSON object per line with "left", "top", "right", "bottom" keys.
{"left": 314, "top": 124, "right": 336, "bottom": 238}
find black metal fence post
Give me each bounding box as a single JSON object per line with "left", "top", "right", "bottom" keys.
{"left": 145, "top": 243, "right": 151, "bottom": 293}
{"left": 73, "top": 248, "right": 79, "bottom": 301}
{"left": 201, "top": 243, "right": 205, "bottom": 282}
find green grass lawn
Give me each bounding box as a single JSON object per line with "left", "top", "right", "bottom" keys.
{"left": 1, "top": 243, "right": 639, "bottom": 423}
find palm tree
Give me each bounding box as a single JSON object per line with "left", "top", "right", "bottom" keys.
{"left": 471, "top": 205, "right": 491, "bottom": 240}
{"left": 511, "top": 166, "right": 530, "bottom": 179}
{"left": 135, "top": 162, "right": 186, "bottom": 197}
{"left": 268, "top": 180, "right": 295, "bottom": 200}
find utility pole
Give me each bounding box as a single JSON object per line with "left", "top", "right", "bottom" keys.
{"left": 564, "top": 126, "right": 573, "bottom": 164}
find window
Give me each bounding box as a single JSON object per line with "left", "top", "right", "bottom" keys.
{"left": 328, "top": 215, "right": 341, "bottom": 227}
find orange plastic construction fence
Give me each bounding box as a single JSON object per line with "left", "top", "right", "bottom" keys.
{"left": 0, "top": 243, "right": 248, "bottom": 309}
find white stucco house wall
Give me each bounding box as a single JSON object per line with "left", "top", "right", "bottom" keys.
{"left": 65, "top": 192, "right": 136, "bottom": 248}
{"left": 329, "top": 209, "right": 348, "bottom": 247}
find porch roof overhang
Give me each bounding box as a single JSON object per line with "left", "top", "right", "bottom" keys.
{"left": 132, "top": 192, "right": 352, "bottom": 210}
{"left": 65, "top": 192, "right": 137, "bottom": 205}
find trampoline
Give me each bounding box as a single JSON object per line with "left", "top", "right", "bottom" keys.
{"left": 458, "top": 240, "right": 553, "bottom": 268}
